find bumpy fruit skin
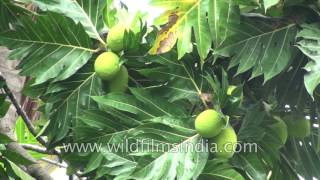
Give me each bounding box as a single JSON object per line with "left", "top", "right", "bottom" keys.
{"left": 94, "top": 52, "right": 120, "bottom": 80}
{"left": 195, "top": 109, "right": 225, "bottom": 138}
{"left": 107, "top": 24, "right": 126, "bottom": 52}
{"left": 211, "top": 126, "right": 237, "bottom": 159}
{"left": 284, "top": 116, "right": 311, "bottom": 138}
{"left": 108, "top": 66, "right": 129, "bottom": 92}
{"left": 269, "top": 119, "right": 288, "bottom": 146}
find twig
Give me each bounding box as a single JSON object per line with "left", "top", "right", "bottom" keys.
{"left": 21, "top": 144, "right": 60, "bottom": 155}
{"left": 40, "top": 158, "right": 84, "bottom": 179}
{"left": 0, "top": 75, "right": 60, "bottom": 156}
{"left": 40, "top": 158, "right": 67, "bottom": 168}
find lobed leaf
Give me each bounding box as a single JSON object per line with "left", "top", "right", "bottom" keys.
{"left": 216, "top": 17, "right": 297, "bottom": 81}
{"left": 131, "top": 135, "right": 208, "bottom": 180}
{"left": 0, "top": 13, "right": 95, "bottom": 84}
{"left": 32, "top": 0, "right": 106, "bottom": 43}
{"left": 296, "top": 23, "right": 320, "bottom": 96}
{"left": 43, "top": 63, "right": 104, "bottom": 144}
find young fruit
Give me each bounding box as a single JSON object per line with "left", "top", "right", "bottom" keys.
{"left": 284, "top": 115, "right": 311, "bottom": 138}
{"left": 269, "top": 119, "right": 288, "bottom": 146}
{"left": 107, "top": 24, "right": 127, "bottom": 52}
{"left": 210, "top": 126, "right": 237, "bottom": 159}
{"left": 108, "top": 66, "right": 129, "bottom": 93}
{"left": 195, "top": 109, "right": 225, "bottom": 138}
{"left": 94, "top": 52, "right": 120, "bottom": 80}
{"left": 227, "top": 85, "right": 237, "bottom": 96}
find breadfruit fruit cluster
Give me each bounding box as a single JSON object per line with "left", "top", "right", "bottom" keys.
{"left": 94, "top": 24, "right": 130, "bottom": 92}
{"left": 195, "top": 109, "right": 237, "bottom": 159}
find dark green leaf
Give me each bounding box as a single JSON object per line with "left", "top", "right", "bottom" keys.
{"left": 296, "top": 23, "right": 320, "bottom": 96}
{"left": 32, "top": 0, "right": 106, "bottom": 43}
{"left": 0, "top": 13, "right": 95, "bottom": 84}
{"left": 216, "top": 17, "right": 297, "bottom": 81}
{"left": 200, "top": 159, "right": 245, "bottom": 180}
{"left": 5, "top": 160, "right": 35, "bottom": 180}
{"left": 43, "top": 63, "right": 104, "bottom": 144}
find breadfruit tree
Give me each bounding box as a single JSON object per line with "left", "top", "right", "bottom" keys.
{"left": 0, "top": 0, "right": 320, "bottom": 179}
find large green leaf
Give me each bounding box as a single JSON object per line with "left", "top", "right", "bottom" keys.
{"left": 199, "top": 159, "right": 245, "bottom": 180}
{"left": 131, "top": 135, "right": 208, "bottom": 180}
{"left": 32, "top": 0, "right": 106, "bottom": 44}
{"left": 129, "top": 88, "right": 187, "bottom": 116}
{"left": 84, "top": 152, "right": 104, "bottom": 173}
{"left": 216, "top": 17, "right": 297, "bottom": 81}
{"left": 97, "top": 149, "right": 137, "bottom": 180}
{"left": 284, "top": 139, "right": 320, "bottom": 179}
{"left": 208, "top": 0, "right": 240, "bottom": 48}
{"left": 0, "top": 13, "right": 95, "bottom": 84}
{"left": 233, "top": 154, "right": 268, "bottom": 180}
{"left": 92, "top": 93, "right": 156, "bottom": 118}
{"left": 5, "top": 160, "right": 35, "bottom": 180}
{"left": 76, "top": 88, "right": 205, "bottom": 179}
{"left": 0, "top": 0, "right": 32, "bottom": 33}
{"left": 43, "top": 62, "right": 104, "bottom": 144}
{"left": 296, "top": 23, "right": 320, "bottom": 96}
{"left": 15, "top": 117, "right": 45, "bottom": 159}
{"left": 136, "top": 53, "right": 208, "bottom": 105}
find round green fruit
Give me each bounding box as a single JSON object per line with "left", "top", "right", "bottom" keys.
{"left": 107, "top": 24, "right": 127, "bottom": 52}
{"left": 210, "top": 126, "right": 237, "bottom": 159}
{"left": 269, "top": 119, "right": 288, "bottom": 146}
{"left": 195, "top": 109, "right": 225, "bottom": 138}
{"left": 108, "top": 66, "right": 129, "bottom": 93}
{"left": 284, "top": 115, "right": 311, "bottom": 138}
{"left": 94, "top": 52, "right": 120, "bottom": 80}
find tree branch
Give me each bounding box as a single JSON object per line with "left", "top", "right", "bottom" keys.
{"left": 40, "top": 158, "right": 67, "bottom": 168}
{"left": 0, "top": 49, "right": 55, "bottom": 179}
{"left": 6, "top": 143, "right": 54, "bottom": 180}
{"left": 0, "top": 74, "right": 60, "bottom": 156}
{"left": 1, "top": 76, "right": 44, "bottom": 143}
{"left": 21, "top": 144, "right": 60, "bottom": 155}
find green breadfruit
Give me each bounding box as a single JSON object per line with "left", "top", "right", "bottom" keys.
{"left": 108, "top": 66, "right": 129, "bottom": 92}
{"left": 94, "top": 52, "right": 120, "bottom": 80}
{"left": 107, "top": 24, "right": 127, "bottom": 52}
{"left": 195, "top": 109, "right": 225, "bottom": 138}
{"left": 210, "top": 126, "right": 237, "bottom": 159}
{"left": 284, "top": 115, "right": 311, "bottom": 138}
{"left": 269, "top": 119, "right": 288, "bottom": 147}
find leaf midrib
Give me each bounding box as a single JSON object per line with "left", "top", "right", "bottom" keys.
{"left": 0, "top": 36, "right": 97, "bottom": 52}
{"left": 54, "top": 72, "right": 96, "bottom": 113}
{"left": 216, "top": 24, "right": 295, "bottom": 51}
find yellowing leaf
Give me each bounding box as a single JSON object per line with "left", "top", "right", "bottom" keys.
{"left": 150, "top": 0, "right": 212, "bottom": 61}
{"left": 149, "top": 13, "right": 179, "bottom": 55}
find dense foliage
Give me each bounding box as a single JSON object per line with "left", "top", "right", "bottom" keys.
{"left": 0, "top": 0, "right": 320, "bottom": 179}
